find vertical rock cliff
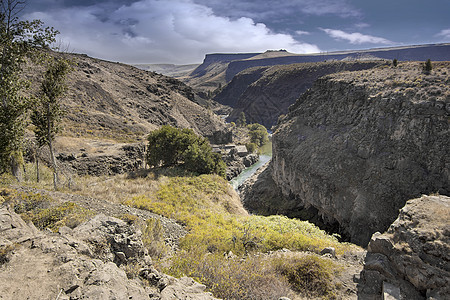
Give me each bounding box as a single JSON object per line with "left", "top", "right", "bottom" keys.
{"left": 270, "top": 62, "right": 450, "bottom": 245}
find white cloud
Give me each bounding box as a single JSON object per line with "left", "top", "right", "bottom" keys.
{"left": 354, "top": 23, "right": 370, "bottom": 29}
{"left": 24, "top": 0, "right": 320, "bottom": 64}
{"left": 295, "top": 30, "right": 310, "bottom": 36}
{"left": 436, "top": 28, "right": 450, "bottom": 40}
{"left": 320, "top": 28, "right": 394, "bottom": 45}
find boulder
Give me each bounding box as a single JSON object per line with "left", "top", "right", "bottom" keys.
{"left": 358, "top": 195, "right": 450, "bottom": 300}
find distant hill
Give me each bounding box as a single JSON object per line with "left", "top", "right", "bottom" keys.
{"left": 134, "top": 63, "right": 199, "bottom": 78}
{"left": 183, "top": 43, "right": 450, "bottom": 93}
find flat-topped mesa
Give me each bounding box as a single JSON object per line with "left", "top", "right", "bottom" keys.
{"left": 270, "top": 61, "right": 450, "bottom": 246}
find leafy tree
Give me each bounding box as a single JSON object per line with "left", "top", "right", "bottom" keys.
{"left": 423, "top": 59, "right": 432, "bottom": 74}
{"left": 236, "top": 111, "right": 246, "bottom": 127}
{"left": 147, "top": 125, "right": 226, "bottom": 177}
{"left": 247, "top": 123, "right": 269, "bottom": 147}
{"left": 31, "top": 57, "right": 71, "bottom": 188}
{"left": 0, "top": 0, "right": 58, "bottom": 180}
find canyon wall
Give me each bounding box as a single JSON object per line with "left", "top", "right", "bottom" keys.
{"left": 270, "top": 62, "right": 450, "bottom": 245}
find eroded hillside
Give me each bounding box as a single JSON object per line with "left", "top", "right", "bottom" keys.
{"left": 25, "top": 52, "right": 228, "bottom": 143}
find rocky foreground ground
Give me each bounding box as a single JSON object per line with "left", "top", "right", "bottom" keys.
{"left": 0, "top": 205, "right": 216, "bottom": 299}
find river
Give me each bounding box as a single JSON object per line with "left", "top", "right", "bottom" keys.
{"left": 229, "top": 142, "right": 272, "bottom": 190}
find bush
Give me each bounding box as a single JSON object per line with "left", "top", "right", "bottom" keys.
{"left": 392, "top": 59, "right": 398, "bottom": 67}
{"left": 147, "top": 125, "right": 225, "bottom": 177}
{"left": 247, "top": 123, "right": 269, "bottom": 146}
{"left": 245, "top": 143, "right": 258, "bottom": 153}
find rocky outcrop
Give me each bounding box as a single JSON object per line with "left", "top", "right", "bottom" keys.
{"left": 224, "top": 147, "right": 258, "bottom": 180}
{"left": 57, "top": 142, "right": 146, "bottom": 176}
{"left": 0, "top": 207, "right": 218, "bottom": 299}
{"left": 270, "top": 62, "right": 450, "bottom": 245}
{"left": 357, "top": 195, "right": 450, "bottom": 299}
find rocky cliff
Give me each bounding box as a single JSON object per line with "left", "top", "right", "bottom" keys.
{"left": 358, "top": 194, "right": 450, "bottom": 299}
{"left": 217, "top": 61, "right": 384, "bottom": 128}
{"left": 269, "top": 62, "right": 450, "bottom": 245}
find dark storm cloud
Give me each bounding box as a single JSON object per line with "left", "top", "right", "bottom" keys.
{"left": 24, "top": 0, "right": 320, "bottom": 64}
{"left": 192, "top": 0, "right": 361, "bottom": 20}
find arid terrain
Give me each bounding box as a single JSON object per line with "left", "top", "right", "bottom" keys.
{"left": 1, "top": 43, "right": 449, "bottom": 300}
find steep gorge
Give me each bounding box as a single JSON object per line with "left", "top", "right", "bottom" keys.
{"left": 217, "top": 61, "right": 384, "bottom": 128}
{"left": 244, "top": 62, "right": 450, "bottom": 246}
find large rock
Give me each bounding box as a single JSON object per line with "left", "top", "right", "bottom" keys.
{"left": 358, "top": 195, "right": 450, "bottom": 299}
{"left": 270, "top": 62, "right": 450, "bottom": 245}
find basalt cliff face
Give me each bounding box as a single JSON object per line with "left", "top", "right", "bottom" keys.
{"left": 270, "top": 62, "right": 450, "bottom": 246}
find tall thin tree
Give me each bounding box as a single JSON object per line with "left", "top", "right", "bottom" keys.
{"left": 0, "top": 0, "right": 58, "bottom": 180}
{"left": 31, "top": 57, "right": 71, "bottom": 189}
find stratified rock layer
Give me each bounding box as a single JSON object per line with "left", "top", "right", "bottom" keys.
{"left": 271, "top": 62, "right": 450, "bottom": 245}
{"left": 358, "top": 195, "right": 450, "bottom": 299}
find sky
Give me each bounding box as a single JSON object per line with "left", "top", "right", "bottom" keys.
{"left": 22, "top": 0, "right": 450, "bottom": 64}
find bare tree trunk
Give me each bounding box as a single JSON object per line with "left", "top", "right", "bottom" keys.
{"left": 10, "top": 155, "right": 22, "bottom": 182}
{"left": 49, "top": 141, "right": 58, "bottom": 189}
{"left": 36, "top": 147, "right": 40, "bottom": 183}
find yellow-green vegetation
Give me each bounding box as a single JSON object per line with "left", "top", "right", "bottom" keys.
{"left": 167, "top": 251, "right": 292, "bottom": 299}
{"left": 273, "top": 254, "right": 342, "bottom": 299}
{"left": 122, "top": 173, "right": 359, "bottom": 299}
{"left": 1, "top": 188, "right": 94, "bottom": 232}
{"left": 126, "top": 175, "right": 353, "bottom": 256}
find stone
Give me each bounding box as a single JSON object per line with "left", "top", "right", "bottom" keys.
{"left": 320, "top": 247, "right": 336, "bottom": 258}
{"left": 0, "top": 210, "right": 220, "bottom": 300}
{"left": 382, "top": 282, "right": 401, "bottom": 300}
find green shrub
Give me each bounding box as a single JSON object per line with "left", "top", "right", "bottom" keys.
{"left": 22, "top": 201, "right": 94, "bottom": 231}
{"left": 423, "top": 59, "right": 432, "bottom": 74}
{"left": 147, "top": 125, "right": 225, "bottom": 177}
{"left": 247, "top": 123, "right": 269, "bottom": 146}
{"left": 245, "top": 142, "right": 258, "bottom": 153}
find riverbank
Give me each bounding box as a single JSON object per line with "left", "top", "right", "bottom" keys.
{"left": 229, "top": 142, "right": 272, "bottom": 190}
